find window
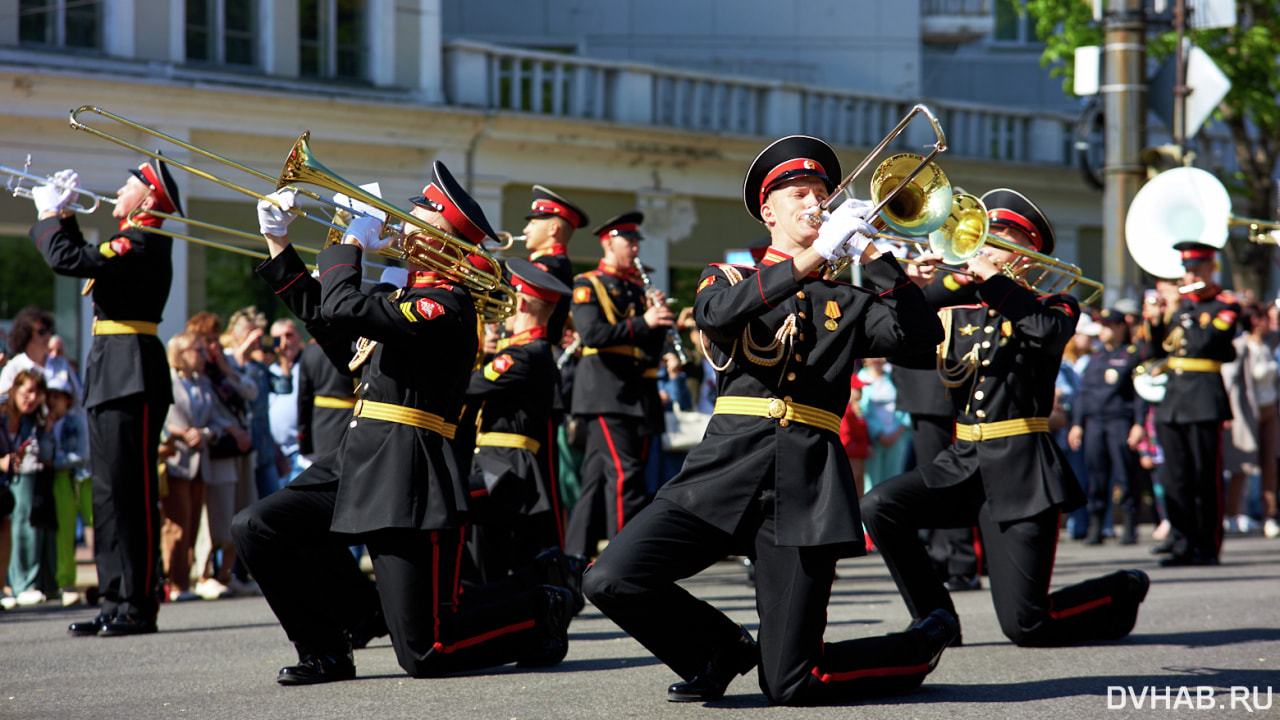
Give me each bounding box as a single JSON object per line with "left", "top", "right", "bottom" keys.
{"left": 186, "top": 0, "right": 257, "bottom": 67}
{"left": 993, "top": 0, "right": 1037, "bottom": 44}
{"left": 299, "top": 0, "right": 367, "bottom": 80}
{"left": 19, "top": 0, "right": 102, "bottom": 50}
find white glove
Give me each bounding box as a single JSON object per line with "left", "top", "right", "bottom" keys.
{"left": 32, "top": 169, "right": 79, "bottom": 215}
{"left": 813, "top": 199, "right": 878, "bottom": 261}
{"left": 258, "top": 189, "right": 299, "bottom": 237}
{"left": 343, "top": 215, "right": 391, "bottom": 252}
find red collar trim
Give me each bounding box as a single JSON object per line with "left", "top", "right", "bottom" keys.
{"left": 761, "top": 247, "right": 821, "bottom": 279}
{"left": 531, "top": 244, "right": 567, "bottom": 260}
{"left": 407, "top": 270, "right": 450, "bottom": 288}
{"left": 121, "top": 213, "right": 163, "bottom": 231}
{"left": 507, "top": 327, "right": 548, "bottom": 346}
{"left": 530, "top": 199, "right": 581, "bottom": 229}
{"left": 597, "top": 260, "right": 638, "bottom": 280}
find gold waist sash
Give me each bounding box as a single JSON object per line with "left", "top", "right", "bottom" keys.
{"left": 713, "top": 396, "right": 841, "bottom": 435}
{"left": 955, "top": 417, "right": 1050, "bottom": 442}
{"left": 353, "top": 399, "right": 457, "bottom": 439}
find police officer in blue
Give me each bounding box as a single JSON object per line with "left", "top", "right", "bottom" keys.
{"left": 1068, "top": 307, "right": 1148, "bottom": 545}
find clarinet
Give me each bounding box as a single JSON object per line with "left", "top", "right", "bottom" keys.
{"left": 633, "top": 258, "right": 689, "bottom": 366}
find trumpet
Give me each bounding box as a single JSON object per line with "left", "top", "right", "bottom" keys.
{"left": 633, "top": 258, "right": 689, "bottom": 366}
{"left": 3, "top": 156, "right": 118, "bottom": 214}
{"left": 69, "top": 106, "right": 516, "bottom": 322}
{"left": 490, "top": 232, "right": 526, "bottom": 252}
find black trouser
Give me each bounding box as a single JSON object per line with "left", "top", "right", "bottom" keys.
{"left": 564, "top": 414, "right": 650, "bottom": 557}
{"left": 233, "top": 480, "right": 542, "bottom": 677}
{"left": 585, "top": 496, "right": 944, "bottom": 706}
{"left": 1085, "top": 417, "right": 1143, "bottom": 516}
{"left": 863, "top": 469, "right": 1144, "bottom": 647}
{"left": 1156, "top": 420, "right": 1223, "bottom": 559}
{"left": 87, "top": 395, "right": 166, "bottom": 621}
{"left": 910, "top": 414, "right": 979, "bottom": 581}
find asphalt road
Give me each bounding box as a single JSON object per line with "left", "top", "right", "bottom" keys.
{"left": 3, "top": 529, "right": 1277, "bottom": 720}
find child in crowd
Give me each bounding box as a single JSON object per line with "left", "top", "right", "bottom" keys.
{"left": 47, "top": 376, "right": 91, "bottom": 606}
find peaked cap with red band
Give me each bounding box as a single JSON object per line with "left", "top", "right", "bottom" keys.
{"left": 524, "top": 184, "right": 589, "bottom": 229}
{"left": 408, "top": 161, "right": 499, "bottom": 247}
{"left": 127, "top": 154, "right": 183, "bottom": 216}
{"left": 980, "top": 188, "right": 1055, "bottom": 256}
{"left": 506, "top": 257, "right": 571, "bottom": 303}
{"left": 592, "top": 211, "right": 645, "bottom": 242}
{"left": 743, "top": 135, "right": 840, "bottom": 222}
{"left": 1172, "top": 240, "right": 1217, "bottom": 267}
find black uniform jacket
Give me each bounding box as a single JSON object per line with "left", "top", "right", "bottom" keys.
{"left": 569, "top": 261, "right": 666, "bottom": 434}
{"left": 257, "top": 244, "right": 475, "bottom": 534}
{"left": 1150, "top": 288, "right": 1238, "bottom": 424}
{"left": 30, "top": 216, "right": 173, "bottom": 410}
{"left": 467, "top": 326, "right": 561, "bottom": 515}
{"left": 530, "top": 245, "right": 574, "bottom": 341}
{"left": 655, "top": 251, "right": 942, "bottom": 554}
{"left": 893, "top": 275, "right": 979, "bottom": 417}
{"left": 1071, "top": 343, "right": 1147, "bottom": 427}
{"left": 296, "top": 341, "right": 358, "bottom": 456}
{"left": 903, "top": 274, "right": 1085, "bottom": 524}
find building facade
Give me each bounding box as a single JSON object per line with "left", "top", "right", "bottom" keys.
{"left": 0, "top": 0, "right": 1102, "bottom": 364}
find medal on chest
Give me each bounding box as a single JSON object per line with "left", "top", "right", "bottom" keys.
{"left": 824, "top": 300, "right": 841, "bottom": 332}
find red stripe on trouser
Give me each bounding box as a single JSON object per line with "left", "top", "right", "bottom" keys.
{"left": 453, "top": 527, "right": 464, "bottom": 607}
{"left": 811, "top": 662, "right": 932, "bottom": 683}
{"left": 142, "top": 404, "right": 155, "bottom": 596}
{"left": 598, "top": 417, "right": 627, "bottom": 533}
{"left": 432, "top": 620, "right": 536, "bottom": 653}
{"left": 972, "top": 527, "right": 983, "bottom": 576}
{"left": 1048, "top": 595, "right": 1112, "bottom": 620}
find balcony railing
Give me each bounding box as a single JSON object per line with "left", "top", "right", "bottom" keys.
{"left": 921, "top": 0, "right": 996, "bottom": 44}
{"left": 453, "top": 40, "right": 1078, "bottom": 165}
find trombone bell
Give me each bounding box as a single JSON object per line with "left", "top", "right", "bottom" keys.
{"left": 870, "top": 153, "right": 952, "bottom": 237}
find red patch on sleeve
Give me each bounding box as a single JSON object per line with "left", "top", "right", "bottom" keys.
{"left": 415, "top": 298, "right": 445, "bottom": 320}
{"left": 697, "top": 276, "right": 716, "bottom": 293}
{"left": 111, "top": 237, "right": 133, "bottom": 256}
{"left": 493, "top": 354, "right": 513, "bottom": 373}
{"left": 573, "top": 286, "right": 591, "bottom": 304}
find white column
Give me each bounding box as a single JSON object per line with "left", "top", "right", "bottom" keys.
{"left": 368, "top": 0, "right": 396, "bottom": 88}
{"left": 105, "top": 0, "right": 137, "bottom": 59}
{"left": 416, "top": 0, "right": 444, "bottom": 103}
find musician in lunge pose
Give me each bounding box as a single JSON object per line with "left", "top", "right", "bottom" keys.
{"left": 584, "top": 135, "right": 957, "bottom": 705}
{"left": 232, "top": 161, "right": 574, "bottom": 685}
{"left": 862, "top": 189, "right": 1150, "bottom": 649}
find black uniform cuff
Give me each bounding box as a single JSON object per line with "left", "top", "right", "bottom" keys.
{"left": 255, "top": 245, "right": 311, "bottom": 292}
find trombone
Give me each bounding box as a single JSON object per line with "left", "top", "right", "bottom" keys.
{"left": 3, "top": 156, "right": 118, "bottom": 214}
{"left": 805, "top": 104, "right": 951, "bottom": 237}
{"left": 69, "top": 106, "right": 515, "bottom": 322}
{"left": 899, "top": 193, "right": 1104, "bottom": 304}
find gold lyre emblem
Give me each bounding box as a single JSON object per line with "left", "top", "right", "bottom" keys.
{"left": 349, "top": 337, "right": 377, "bottom": 372}
{"left": 824, "top": 300, "right": 841, "bottom": 331}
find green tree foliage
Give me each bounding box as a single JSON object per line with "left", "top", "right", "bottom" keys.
{"left": 1023, "top": 0, "right": 1279, "bottom": 297}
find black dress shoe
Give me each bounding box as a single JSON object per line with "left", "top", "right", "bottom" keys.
{"left": 344, "top": 607, "right": 389, "bottom": 650}
{"left": 98, "top": 614, "right": 158, "bottom": 637}
{"left": 68, "top": 614, "right": 112, "bottom": 637}
{"left": 944, "top": 575, "right": 981, "bottom": 592}
{"left": 535, "top": 549, "right": 586, "bottom": 615}
{"left": 908, "top": 609, "right": 960, "bottom": 672}
{"left": 517, "top": 586, "right": 574, "bottom": 668}
{"left": 1125, "top": 570, "right": 1151, "bottom": 603}
{"left": 277, "top": 648, "right": 356, "bottom": 686}
{"left": 668, "top": 623, "right": 759, "bottom": 702}
{"left": 1158, "top": 552, "right": 1215, "bottom": 567}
